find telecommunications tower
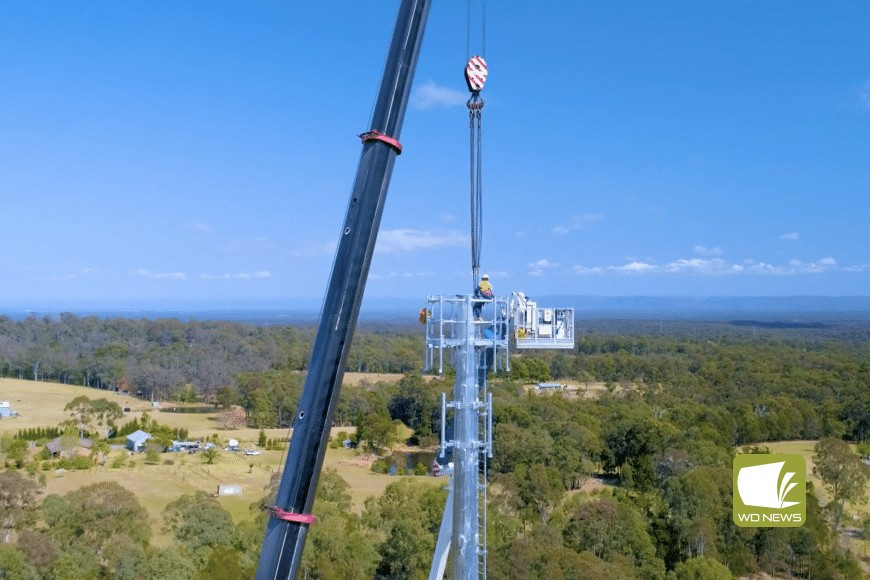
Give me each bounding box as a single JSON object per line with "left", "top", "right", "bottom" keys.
{"left": 422, "top": 51, "right": 576, "bottom": 580}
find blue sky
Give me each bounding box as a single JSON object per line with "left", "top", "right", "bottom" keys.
{"left": 1, "top": 1, "right": 868, "bottom": 307}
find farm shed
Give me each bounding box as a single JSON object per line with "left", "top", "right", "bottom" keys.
{"left": 217, "top": 484, "right": 243, "bottom": 496}
{"left": 125, "top": 430, "right": 152, "bottom": 452}
{"left": 0, "top": 402, "right": 12, "bottom": 418}
{"left": 535, "top": 382, "right": 566, "bottom": 390}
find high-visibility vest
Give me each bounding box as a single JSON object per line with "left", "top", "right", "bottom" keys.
{"left": 478, "top": 280, "right": 493, "bottom": 298}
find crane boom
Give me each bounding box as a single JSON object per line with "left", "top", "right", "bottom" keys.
{"left": 256, "top": 2, "right": 432, "bottom": 578}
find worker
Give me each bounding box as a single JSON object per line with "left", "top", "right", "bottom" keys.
{"left": 473, "top": 274, "right": 493, "bottom": 320}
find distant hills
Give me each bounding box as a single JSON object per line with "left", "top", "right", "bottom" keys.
{"left": 2, "top": 295, "right": 869, "bottom": 324}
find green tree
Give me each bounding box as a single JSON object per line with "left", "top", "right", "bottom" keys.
{"left": 49, "top": 546, "right": 100, "bottom": 580}
{"left": 0, "top": 543, "right": 39, "bottom": 580}
{"left": 63, "top": 395, "right": 94, "bottom": 438}
{"left": 195, "top": 546, "right": 244, "bottom": 580}
{"left": 563, "top": 497, "right": 664, "bottom": 579}
{"left": 670, "top": 556, "right": 731, "bottom": 580}
{"left": 62, "top": 396, "right": 122, "bottom": 438}
{"left": 143, "top": 546, "right": 198, "bottom": 580}
{"left": 490, "top": 526, "right": 636, "bottom": 580}
{"left": 363, "top": 479, "right": 443, "bottom": 579}
{"left": 498, "top": 463, "right": 565, "bottom": 523}
{"left": 145, "top": 444, "right": 161, "bottom": 465}
{"left": 201, "top": 446, "right": 220, "bottom": 465}
{"left": 15, "top": 530, "right": 57, "bottom": 574}
{"left": 163, "top": 491, "right": 236, "bottom": 568}
{"left": 41, "top": 482, "right": 150, "bottom": 558}
{"left": 317, "top": 468, "right": 352, "bottom": 510}
{"left": 355, "top": 411, "right": 400, "bottom": 454}
{"left": 0, "top": 435, "right": 29, "bottom": 468}
{"left": 89, "top": 398, "right": 123, "bottom": 436}
{"left": 0, "top": 471, "right": 42, "bottom": 543}
{"left": 301, "top": 501, "right": 379, "bottom": 579}
{"left": 813, "top": 438, "right": 870, "bottom": 530}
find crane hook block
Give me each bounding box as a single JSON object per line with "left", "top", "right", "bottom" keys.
{"left": 465, "top": 55, "right": 488, "bottom": 93}
{"left": 359, "top": 130, "right": 403, "bottom": 154}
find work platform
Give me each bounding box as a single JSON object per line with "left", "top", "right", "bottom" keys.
{"left": 423, "top": 294, "right": 510, "bottom": 375}
{"left": 511, "top": 292, "right": 575, "bottom": 350}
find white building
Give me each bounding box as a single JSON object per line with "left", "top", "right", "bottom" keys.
{"left": 0, "top": 402, "right": 12, "bottom": 418}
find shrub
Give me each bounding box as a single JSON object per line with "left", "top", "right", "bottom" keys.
{"left": 163, "top": 459, "right": 175, "bottom": 466}
{"left": 110, "top": 454, "right": 127, "bottom": 469}
{"left": 145, "top": 445, "right": 161, "bottom": 465}
{"left": 58, "top": 455, "right": 94, "bottom": 470}
{"left": 372, "top": 458, "right": 389, "bottom": 474}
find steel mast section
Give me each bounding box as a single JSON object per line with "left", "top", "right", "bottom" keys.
{"left": 256, "top": 2, "right": 431, "bottom": 578}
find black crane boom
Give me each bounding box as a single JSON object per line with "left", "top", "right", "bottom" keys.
{"left": 255, "top": 1, "right": 431, "bottom": 578}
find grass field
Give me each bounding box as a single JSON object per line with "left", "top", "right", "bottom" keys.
{"left": 754, "top": 440, "right": 869, "bottom": 570}
{"left": 524, "top": 381, "right": 636, "bottom": 399}
{"left": 0, "top": 377, "right": 442, "bottom": 545}
{"left": 756, "top": 440, "right": 869, "bottom": 516}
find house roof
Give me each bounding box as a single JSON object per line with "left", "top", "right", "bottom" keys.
{"left": 126, "top": 430, "right": 152, "bottom": 443}
{"left": 0, "top": 402, "right": 10, "bottom": 408}
{"left": 45, "top": 436, "right": 93, "bottom": 454}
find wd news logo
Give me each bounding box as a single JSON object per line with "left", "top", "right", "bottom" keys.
{"left": 733, "top": 454, "right": 806, "bottom": 527}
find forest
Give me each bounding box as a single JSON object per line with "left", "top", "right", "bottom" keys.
{"left": 0, "top": 314, "right": 868, "bottom": 579}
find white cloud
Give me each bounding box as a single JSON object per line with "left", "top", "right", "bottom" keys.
{"left": 198, "top": 271, "right": 273, "bottom": 281}
{"left": 292, "top": 229, "right": 465, "bottom": 259}
{"left": 745, "top": 258, "right": 840, "bottom": 275}
{"left": 376, "top": 229, "right": 467, "bottom": 254}
{"left": 571, "top": 255, "right": 856, "bottom": 276}
{"left": 608, "top": 261, "right": 657, "bottom": 273}
{"left": 843, "top": 264, "right": 869, "bottom": 272}
{"left": 693, "top": 245, "right": 723, "bottom": 256}
{"left": 131, "top": 269, "right": 186, "bottom": 279}
{"left": 663, "top": 258, "right": 740, "bottom": 274}
{"left": 528, "top": 258, "right": 558, "bottom": 277}
{"left": 411, "top": 81, "right": 467, "bottom": 110}
{"left": 780, "top": 232, "right": 799, "bottom": 241}
{"left": 553, "top": 213, "right": 604, "bottom": 235}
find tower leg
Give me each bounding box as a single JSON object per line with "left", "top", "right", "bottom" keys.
{"left": 452, "top": 297, "right": 479, "bottom": 579}
{"left": 428, "top": 477, "right": 454, "bottom": 580}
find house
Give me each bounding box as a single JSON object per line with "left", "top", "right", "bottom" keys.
{"left": 227, "top": 439, "right": 240, "bottom": 451}
{"left": 125, "top": 430, "right": 152, "bottom": 452}
{"left": 0, "top": 402, "right": 12, "bottom": 418}
{"left": 45, "top": 436, "right": 93, "bottom": 457}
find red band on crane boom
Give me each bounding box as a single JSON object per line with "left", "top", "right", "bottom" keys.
{"left": 359, "top": 130, "right": 403, "bottom": 154}
{"left": 266, "top": 505, "right": 316, "bottom": 525}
